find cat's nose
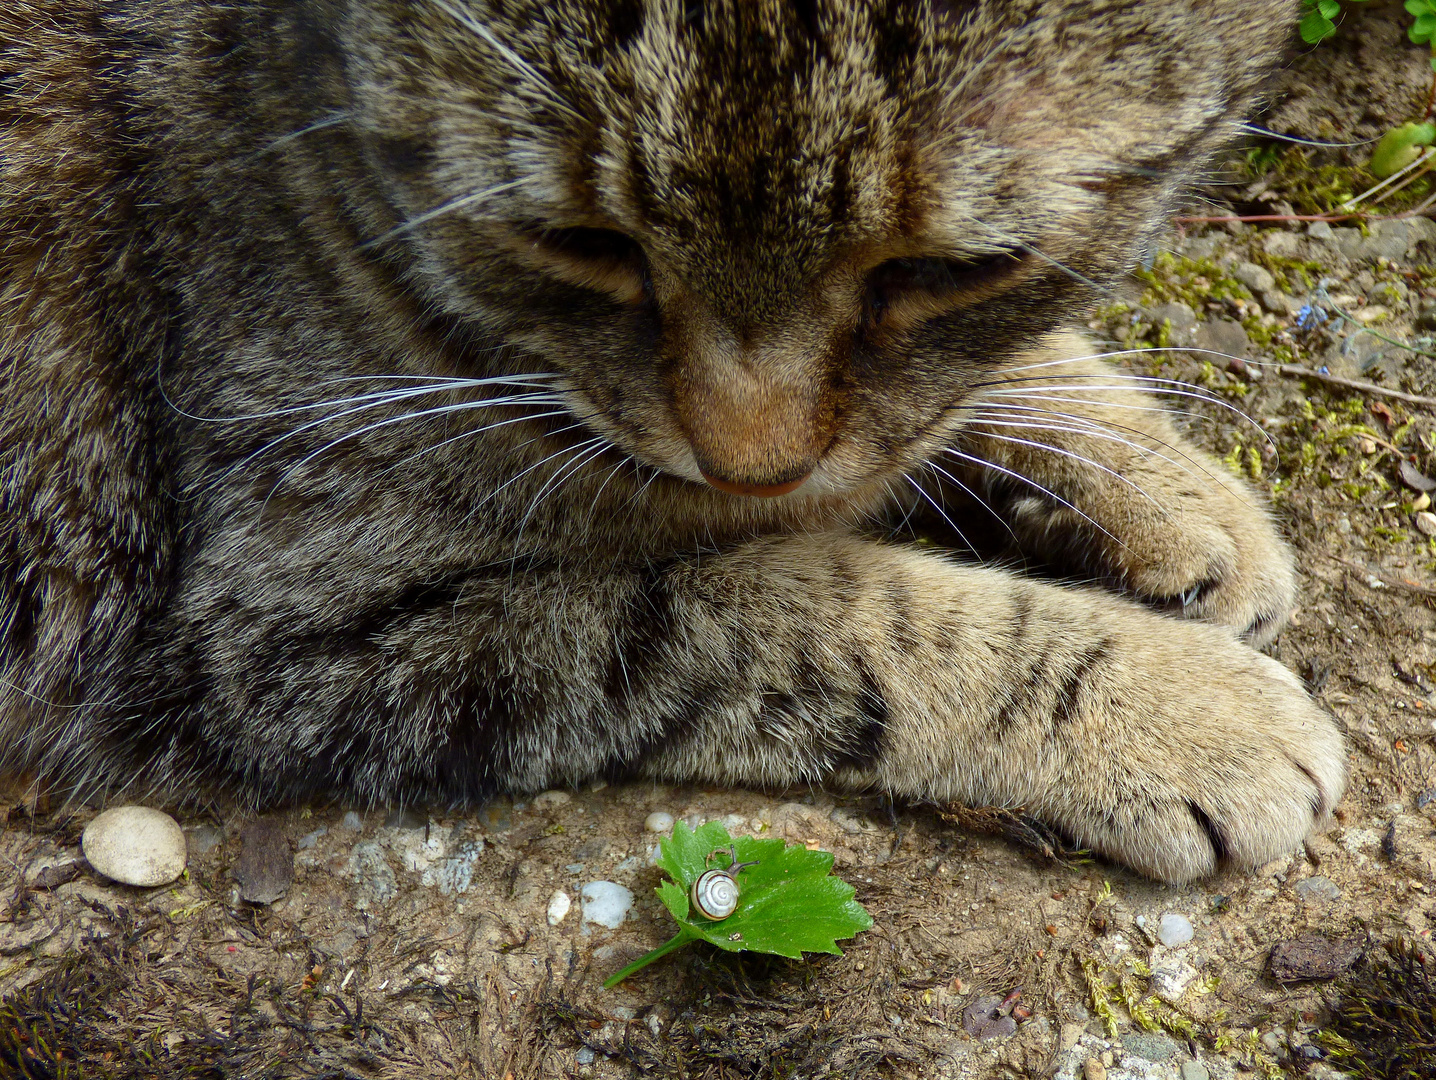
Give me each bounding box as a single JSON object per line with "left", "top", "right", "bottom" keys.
{"left": 698, "top": 468, "right": 811, "bottom": 498}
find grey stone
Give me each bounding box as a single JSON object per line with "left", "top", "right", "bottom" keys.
{"left": 339, "top": 811, "right": 363, "bottom": 831}
{"left": 1232, "top": 261, "right": 1275, "bottom": 294}
{"left": 1295, "top": 875, "right": 1342, "bottom": 903}
{"left": 345, "top": 841, "right": 396, "bottom": 908}
{"left": 296, "top": 827, "right": 326, "bottom": 849}
{"left": 1121, "top": 1032, "right": 1180, "bottom": 1061}
{"left": 1180, "top": 1063, "right": 1211, "bottom": 1080}
{"left": 1261, "top": 231, "right": 1302, "bottom": 257}
{"left": 1260, "top": 290, "right": 1300, "bottom": 316}
{"left": 1147, "top": 301, "right": 1198, "bottom": 331}
{"left": 1193, "top": 319, "right": 1250, "bottom": 362}
{"left": 1180, "top": 236, "right": 1220, "bottom": 261}
{"left": 1330, "top": 228, "right": 1365, "bottom": 260}
{"left": 1361, "top": 221, "right": 1409, "bottom": 262}
{"left": 1157, "top": 913, "right": 1194, "bottom": 947}
{"left": 1307, "top": 220, "right": 1335, "bottom": 241}
{"left": 1407, "top": 216, "right": 1436, "bottom": 249}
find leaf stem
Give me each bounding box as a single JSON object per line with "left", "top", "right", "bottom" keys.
{"left": 601, "top": 930, "right": 698, "bottom": 988}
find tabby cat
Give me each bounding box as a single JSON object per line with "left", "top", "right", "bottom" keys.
{"left": 0, "top": 0, "right": 1344, "bottom": 883}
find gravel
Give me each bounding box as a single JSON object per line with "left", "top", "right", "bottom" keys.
{"left": 644, "top": 811, "right": 674, "bottom": 833}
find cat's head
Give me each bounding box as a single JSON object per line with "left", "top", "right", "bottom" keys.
{"left": 337, "top": 0, "right": 1294, "bottom": 497}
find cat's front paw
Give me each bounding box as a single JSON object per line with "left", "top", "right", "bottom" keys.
{"left": 1004, "top": 456, "right": 1295, "bottom": 646}
{"left": 1048, "top": 638, "right": 1344, "bottom": 883}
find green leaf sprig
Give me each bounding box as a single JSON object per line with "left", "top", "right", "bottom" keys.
{"left": 602, "top": 820, "right": 873, "bottom": 988}
{"left": 1298, "top": 0, "right": 1372, "bottom": 46}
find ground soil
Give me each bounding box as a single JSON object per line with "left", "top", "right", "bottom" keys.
{"left": 4, "top": 5, "right": 1436, "bottom": 1079}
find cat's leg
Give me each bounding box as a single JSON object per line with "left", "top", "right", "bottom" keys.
{"left": 582, "top": 535, "right": 1341, "bottom": 883}
{"left": 167, "top": 532, "right": 1343, "bottom": 883}
{"left": 941, "top": 330, "right": 1295, "bottom": 644}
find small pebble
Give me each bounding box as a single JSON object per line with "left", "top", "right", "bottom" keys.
{"left": 1415, "top": 510, "right": 1436, "bottom": 537}
{"left": 1157, "top": 913, "right": 1194, "bottom": 947}
{"left": 580, "top": 881, "right": 634, "bottom": 928}
{"left": 1260, "top": 1031, "right": 1284, "bottom": 1055}
{"left": 1180, "top": 1062, "right": 1211, "bottom": 1080}
{"left": 721, "top": 813, "right": 747, "bottom": 832}
{"left": 547, "top": 890, "right": 572, "bottom": 926}
{"left": 82, "top": 806, "right": 187, "bottom": 887}
{"left": 644, "top": 812, "right": 674, "bottom": 833}
{"left": 532, "top": 790, "right": 572, "bottom": 810}
{"left": 297, "top": 827, "right": 327, "bottom": 850}
{"left": 575, "top": 1047, "right": 596, "bottom": 1065}
{"left": 1295, "top": 875, "right": 1342, "bottom": 904}
{"left": 339, "top": 811, "right": 363, "bottom": 831}
{"left": 1083, "top": 1058, "right": 1107, "bottom": 1080}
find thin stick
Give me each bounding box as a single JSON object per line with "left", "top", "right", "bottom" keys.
{"left": 1274, "top": 364, "right": 1436, "bottom": 409}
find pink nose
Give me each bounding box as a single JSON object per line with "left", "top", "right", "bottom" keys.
{"left": 699, "top": 470, "right": 810, "bottom": 498}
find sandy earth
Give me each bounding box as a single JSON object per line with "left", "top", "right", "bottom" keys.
{"left": 3, "top": 5, "right": 1436, "bottom": 1078}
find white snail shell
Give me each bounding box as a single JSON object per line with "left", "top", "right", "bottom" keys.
{"left": 690, "top": 868, "right": 742, "bottom": 920}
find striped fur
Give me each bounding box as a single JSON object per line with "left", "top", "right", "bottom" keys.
{"left": 0, "top": 0, "right": 1341, "bottom": 881}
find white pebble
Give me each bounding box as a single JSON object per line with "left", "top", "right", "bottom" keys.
{"left": 721, "top": 813, "right": 747, "bottom": 833}
{"left": 547, "top": 890, "right": 572, "bottom": 926}
{"left": 532, "top": 790, "right": 571, "bottom": 810}
{"left": 339, "top": 811, "right": 363, "bottom": 831}
{"left": 1157, "top": 913, "right": 1194, "bottom": 947}
{"left": 82, "top": 806, "right": 187, "bottom": 887}
{"left": 644, "top": 812, "right": 674, "bottom": 833}
{"left": 1416, "top": 510, "right": 1436, "bottom": 537}
{"left": 580, "top": 881, "right": 634, "bottom": 928}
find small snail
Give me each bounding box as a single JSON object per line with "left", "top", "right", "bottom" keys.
{"left": 689, "top": 844, "right": 759, "bottom": 921}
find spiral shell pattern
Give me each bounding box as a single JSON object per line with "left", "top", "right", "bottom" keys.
{"left": 690, "top": 868, "right": 742, "bottom": 920}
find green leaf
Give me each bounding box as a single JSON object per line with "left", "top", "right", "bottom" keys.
{"left": 1408, "top": 0, "right": 1428, "bottom": 15}
{"left": 1298, "top": 9, "right": 1336, "bottom": 43}
{"left": 603, "top": 821, "right": 873, "bottom": 986}
{"left": 1369, "top": 120, "right": 1436, "bottom": 178}
{"left": 1317, "top": 0, "right": 1340, "bottom": 18}
{"left": 1412, "top": 13, "right": 1436, "bottom": 42}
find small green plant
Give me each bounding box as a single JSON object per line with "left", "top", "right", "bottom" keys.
{"left": 603, "top": 820, "right": 873, "bottom": 987}
{"left": 1297, "top": 0, "right": 1372, "bottom": 46}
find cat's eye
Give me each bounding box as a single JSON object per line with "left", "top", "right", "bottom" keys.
{"left": 523, "top": 226, "right": 652, "bottom": 304}
{"left": 863, "top": 250, "right": 1023, "bottom": 328}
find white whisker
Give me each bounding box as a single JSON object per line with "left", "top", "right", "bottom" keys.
{"left": 263, "top": 113, "right": 349, "bottom": 152}
{"left": 359, "top": 175, "right": 535, "bottom": 250}
{"left": 942, "top": 447, "right": 1125, "bottom": 548}
{"left": 902, "top": 472, "right": 977, "bottom": 555}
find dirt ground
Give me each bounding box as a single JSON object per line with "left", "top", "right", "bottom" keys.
{"left": 5, "top": 6, "right": 1436, "bottom": 1079}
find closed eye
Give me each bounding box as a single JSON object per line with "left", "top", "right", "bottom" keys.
{"left": 521, "top": 225, "right": 652, "bottom": 304}
{"left": 863, "top": 250, "right": 1024, "bottom": 329}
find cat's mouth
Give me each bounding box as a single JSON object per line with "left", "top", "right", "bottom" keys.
{"left": 697, "top": 469, "right": 811, "bottom": 498}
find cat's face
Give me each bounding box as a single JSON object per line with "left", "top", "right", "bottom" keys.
{"left": 338, "top": 0, "right": 1293, "bottom": 497}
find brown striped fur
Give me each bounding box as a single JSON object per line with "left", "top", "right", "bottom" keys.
{"left": 0, "top": 0, "right": 1343, "bottom": 882}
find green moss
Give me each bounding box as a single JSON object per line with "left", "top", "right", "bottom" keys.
{"left": 1249, "top": 245, "right": 1325, "bottom": 293}
{"left": 1134, "top": 252, "right": 1252, "bottom": 310}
